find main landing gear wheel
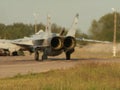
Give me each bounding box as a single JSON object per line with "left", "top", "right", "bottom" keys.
{"left": 66, "top": 52, "right": 71, "bottom": 60}
{"left": 65, "top": 49, "right": 74, "bottom": 60}
{"left": 35, "top": 50, "right": 39, "bottom": 61}
{"left": 42, "top": 54, "right": 47, "bottom": 60}
{"left": 42, "top": 49, "right": 48, "bottom": 60}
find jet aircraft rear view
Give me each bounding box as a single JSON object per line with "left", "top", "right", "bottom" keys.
{"left": 33, "top": 14, "right": 79, "bottom": 61}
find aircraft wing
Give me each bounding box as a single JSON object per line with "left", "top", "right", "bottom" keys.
{"left": 0, "top": 39, "right": 12, "bottom": 43}
{"left": 11, "top": 36, "right": 49, "bottom": 52}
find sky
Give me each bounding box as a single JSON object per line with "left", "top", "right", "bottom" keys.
{"left": 0, "top": 0, "right": 120, "bottom": 33}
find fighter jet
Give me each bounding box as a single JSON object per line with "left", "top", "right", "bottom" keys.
{"left": 30, "top": 13, "right": 110, "bottom": 61}
{"left": 30, "top": 14, "right": 79, "bottom": 61}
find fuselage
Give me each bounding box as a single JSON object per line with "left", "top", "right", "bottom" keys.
{"left": 31, "top": 32, "right": 63, "bottom": 56}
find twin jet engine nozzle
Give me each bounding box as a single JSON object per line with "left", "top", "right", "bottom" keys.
{"left": 51, "top": 36, "right": 76, "bottom": 50}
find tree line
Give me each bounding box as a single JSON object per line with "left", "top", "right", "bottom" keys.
{"left": 0, "top": 23, "right": 62, "bottom": 39}
{"left": 0, "top": 23, "right": 34, "bottom": 39}
{"left": 0, "top": 22, "right": 87, "bottom": 39}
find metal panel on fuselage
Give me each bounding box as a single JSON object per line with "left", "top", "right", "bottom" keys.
{"left": 32, "top": 39, "right": 44, "bottom": 45}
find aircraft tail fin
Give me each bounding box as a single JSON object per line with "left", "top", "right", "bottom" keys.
{"left": 45, "top": 14, "right": 52, "bottom": 36}
{"left": 66, "top": 13, "right": 79, "bottom": 37}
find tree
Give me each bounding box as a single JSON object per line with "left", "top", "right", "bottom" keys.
{"left": 0, "top": 23, "right": 6, "bottom": 39}
{"left": 51, "top": 23, "right": 62, "bottom": 33}
{"left": 89, "top": 12, "right": 120, "bottom": 42}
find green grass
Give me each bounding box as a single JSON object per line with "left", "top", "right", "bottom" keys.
{"left": 0, "top": 62, "right": 120, "bottom": 90}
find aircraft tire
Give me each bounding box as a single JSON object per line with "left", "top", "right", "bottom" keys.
{"left": 65, "top": 48, "right": 74, "bottom": 60}
{"left": 35, "top": 51, "right": 39, "bottom": 61}
{"left": 42, "top": 54, "right": 47, "bottom": 60}
{"left": 66, "top": 52, "right": 71, "bottom": 60}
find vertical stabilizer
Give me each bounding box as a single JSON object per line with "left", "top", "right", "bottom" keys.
{"left": 43, "top": 14, "right": 52, "bottom": 46}
{"left": 45, "top": 14, "right": 52, "bottom": 36}
{"left": 66, "top": 13, "right": 79, "bottom": 37}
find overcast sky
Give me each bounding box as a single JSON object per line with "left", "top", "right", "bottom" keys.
{"left": 0, "top": 0, "right": 120, "bottom": 33}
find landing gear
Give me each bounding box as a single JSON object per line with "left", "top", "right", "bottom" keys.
{"left": 35, "top": 49, "right": 39, "bottom": 61}
{"left": 42, "top": 49, "right": 48, "bottom": 60}
{"left": 65, "top": 49, "right": 74, "bottom": 60}
{"left": 34, "top": 48, "right": 48, "bottom": 61}
{"left": 66, "top": 52, "right": 70, "bottom": 60}
{"left": 42, "top": 54, "right": 47, "bottom": 60}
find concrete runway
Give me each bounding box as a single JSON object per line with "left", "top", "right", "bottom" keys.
{"left": 0, "top": 55, "right": 120, "bottom": 78}
{"left": 0, "top": 56, "right": 80, "bottom": 78}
